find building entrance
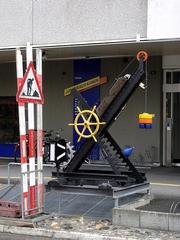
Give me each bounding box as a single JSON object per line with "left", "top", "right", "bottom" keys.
{"left": 163, "top": 71, "right": 180, "bottom": 166}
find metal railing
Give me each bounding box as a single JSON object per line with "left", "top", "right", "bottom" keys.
{"left": 7, "top": 162, "right": 55, "bottom": 185}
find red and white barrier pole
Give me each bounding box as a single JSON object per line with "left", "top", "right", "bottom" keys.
{"left": 26, "top": 43, "right": 36, "bottom": 212}
{"left": 36, "top": 48, "right": 44, "bottom": 210}
{"left": 16, "top": 48, "right": 29, "bottom": 216}
{"left": 16, "top": 43, "right": 44, "bottom": 217}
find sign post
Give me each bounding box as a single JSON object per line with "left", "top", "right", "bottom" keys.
{"left": 16, "top": 43, "right": 44, "bottom": 218}
{"left": 16, "top": 48, "right": 29, "bottom": 217}
{"left": 27, "top": 43, "right": 36, "bottom": 214}
{"left": 36, "top": 48, "right": 44, "bottom": 211}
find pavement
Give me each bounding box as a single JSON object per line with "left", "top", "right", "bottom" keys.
{"left": 0, "top": 224, "right": 178, "bottom": 240}
{"left": 0, "top": 162, "right": 180, "bottom": 216}
{"left": 145, "top": 166, "right": 180, "bottom": 199}
{"left": 0, "top": 162, "right": 179, "bottom": 239}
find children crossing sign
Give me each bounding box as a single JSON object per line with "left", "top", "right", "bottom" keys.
{"left": 16, "top": 62, "right": 44, "bottom": 104}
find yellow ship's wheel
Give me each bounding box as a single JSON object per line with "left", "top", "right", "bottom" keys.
{"left": 68, "top": 105, "right": 106, "bottom": 142}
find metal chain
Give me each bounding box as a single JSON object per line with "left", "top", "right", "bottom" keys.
{"left": 145, "top": 61, "right": 148, "bottom": 113}
{"left": 114, "top": 57, "right": 136, "bottom": 82}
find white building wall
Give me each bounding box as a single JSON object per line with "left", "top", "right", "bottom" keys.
{"left": 33, "top": 0, "right": 147, "bottom": 45}
{"left": 163, "top": 55, "right": 180, "bottom": 69}
{"left": 0, "top": 0, "right": 147, "bottom": 48}
{"left": 0, "top": 0, "right": 32, "bottom": 47}
{"left": 147, "top": 0, "right": 180, "bottom": 39}
{"left": 1, "top": 0, "right": 180, "bottom": 48}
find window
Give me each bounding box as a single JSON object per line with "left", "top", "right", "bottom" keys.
{"left": 0, "top": 97, "right": 19, "bottom": 143}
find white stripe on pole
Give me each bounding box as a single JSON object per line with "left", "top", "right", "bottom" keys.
{"left": 22, "top": 142, "right": 26, "bottom": 158}
{"left": 21, "top": 163, "right": 28, "bottom": 193}
{"left": 36, "top": 48, "right": 44, "bottom": 210}
{"left": 28, "top": 104, "right": 34, "bottom": 128}
{"left": 16, "top": 48, "right": 23, "bottom": 87}
{"left": 19, "top": 106, "right": 26, "bottom": 136}
{"left": 16, "top": 48, "right": 29, "bottom": 217}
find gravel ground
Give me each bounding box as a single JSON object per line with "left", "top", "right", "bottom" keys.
{"left": 35, "top": 215, "right": 180, "bottom": 240}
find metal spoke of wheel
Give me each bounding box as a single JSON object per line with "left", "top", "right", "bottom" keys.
{"left": 87, "top": 105, "right": 96, "bottom": 122}
{"left": 77, "top": 125, "right": 87, "bottom": 142}
{"left": 77, "top": 106, "right": 87, "bottom": 123}
{"left": 88, "top": 122, "right": 106, "bottom": 126}
{"left": 87, "top": 125, "right": 97, "bottom": 142}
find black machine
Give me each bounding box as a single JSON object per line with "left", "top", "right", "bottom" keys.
{"left": 51, "top": 52, "right": 148, "bottom": 189}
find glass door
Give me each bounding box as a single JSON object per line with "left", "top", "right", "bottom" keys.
{"left": 163, "top": 71, "right": 180, "bottom": 166}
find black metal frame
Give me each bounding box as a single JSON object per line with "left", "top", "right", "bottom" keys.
{"left": 53, "top": 58, "right": 147, "bottom": 187}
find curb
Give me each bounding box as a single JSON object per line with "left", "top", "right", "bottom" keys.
{"left": 112, "top": 194, "right": 180, "bottom": 232}
{"left": 0, "top": 224, "right": 126, "bottom": 240}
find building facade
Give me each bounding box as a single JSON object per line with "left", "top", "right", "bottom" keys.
{"left": 0, "top": 0, "right": 180, "bottom": 166}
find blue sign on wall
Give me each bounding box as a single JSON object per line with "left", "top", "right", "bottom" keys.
{"left": 0, "top": 143, "right": 19, "bottom": 158}
{"left": 73, "top": 59, "right": 101, "bottom": 160}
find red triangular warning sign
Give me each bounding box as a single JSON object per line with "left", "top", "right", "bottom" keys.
{"left": 16, "top": 62, "right": 44, "bottom": 104}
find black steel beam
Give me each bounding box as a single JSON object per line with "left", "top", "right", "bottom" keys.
{"left": 64, "top": 59, "right": 145, "bottom": 173}
{"left": 53, "top": 171, "right": 128, "bottom": 182}
{"left": 103, "top": 131, "right": 145, "bottom": 183}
